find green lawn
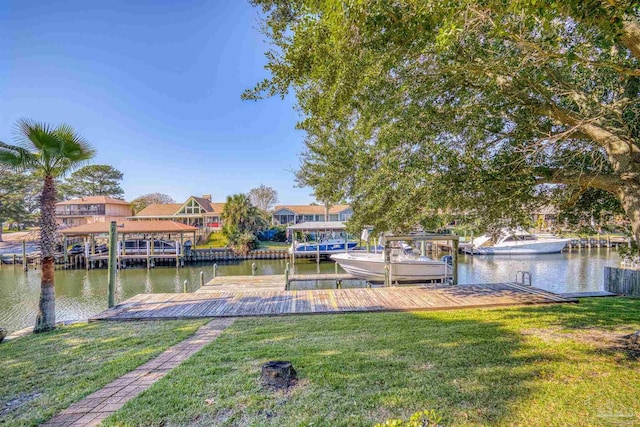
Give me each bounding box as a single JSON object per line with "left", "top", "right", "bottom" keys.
{"left": 196, "top": 231, "right": 228, "bottom": 248}
{"left": 256, "top": 240, "right": 290, "bottom": 250}
{"left": 0, "top": 320, "right": 207, "bottom": 426}
{"left": 103, "top": 298, "right": 640, "bottom": 426}
{"left": 196, "top": 232, "right": 289, "bottom": 251}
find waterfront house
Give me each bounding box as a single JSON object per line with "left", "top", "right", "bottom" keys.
{"left": 130, "top": 195, "right": 225, "bottom": 233}
{"left": 56, "top": 196, "right": 133, "bottom": 227}
{"left": 271, "top": 204, "right": 352, "bottom": 225}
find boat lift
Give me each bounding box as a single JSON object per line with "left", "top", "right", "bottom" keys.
{"left": 287, "top": 221, "right": 352, "bottom": 270}
{"left": 382, "top": 233, "right": 460, "bottom": 287}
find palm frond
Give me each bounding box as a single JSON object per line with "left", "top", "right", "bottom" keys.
{"left": 0, "top": 141, "right": 39, "bottom": 171}
{"left": 6, "top": 119, "right": 96, "bottom": 177}
{"left": 14, "top": 119, "right": 57, "bottom": 152}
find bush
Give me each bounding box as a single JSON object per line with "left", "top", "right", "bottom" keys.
{"left": 375, "top": 410, "right": 442, "bottom": 427}
{"left": 224, "top": 229, "right": 258, "bottom": 255}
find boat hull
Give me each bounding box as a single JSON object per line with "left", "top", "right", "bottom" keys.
{"left": 464, "top": 239, "right": 570, "bottom": 255}
{"left": 331, "top": 252, "right": 452, "bottom": 282}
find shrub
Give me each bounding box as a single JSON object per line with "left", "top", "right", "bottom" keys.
{"left": 375, "top": 409, "right": 442, "bottom": 427}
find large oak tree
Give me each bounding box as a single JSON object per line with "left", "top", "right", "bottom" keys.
{"left": 246, "top": 0, "right": 640, "bottom": 243}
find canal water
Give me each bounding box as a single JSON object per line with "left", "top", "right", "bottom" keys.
{"left": 0, "top": 248, "right": 621, "bottom": 333}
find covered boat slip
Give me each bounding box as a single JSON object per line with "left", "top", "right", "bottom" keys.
{"left": 287, "top": 228, "right": 461, "bottom": 286}
{"left": 59, "top": 220, "right": 199, "bottom": 268}
{"left": 332, "top": 233, "right": 460, "bottom": 286}
{"left": 287, "top": 221, "right": 356, "bottom": 256}
{"left": 90, "top": 282, "right": 576, "bottom": 321}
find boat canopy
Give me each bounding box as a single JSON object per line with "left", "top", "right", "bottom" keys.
{"left": 286, "top": 221, "right": 347, "bottom": 231}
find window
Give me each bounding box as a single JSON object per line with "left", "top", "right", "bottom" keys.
{"left": 179, "top": 199, "right": 204, "bottom": 215}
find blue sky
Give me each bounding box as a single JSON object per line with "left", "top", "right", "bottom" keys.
{"left": 0, "top": 0, "right": 315, "bottom": 204}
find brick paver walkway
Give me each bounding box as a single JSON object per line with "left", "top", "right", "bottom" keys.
{"left": 41, "top": 318, "right": 235, "bottom": 427}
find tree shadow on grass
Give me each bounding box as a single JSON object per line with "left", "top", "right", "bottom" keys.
{"left": 103, "top": 310, "right": 563, "bottom": 427}
{"left": 499, "top": 297, "right": 640, "bottom": 329}
{"left": 0, "top": 321, "right": 201, "bottom": 426}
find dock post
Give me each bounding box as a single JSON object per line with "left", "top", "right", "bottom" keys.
{"left": 252, "top": 262, "right": 257, "bottom": 276}
{"left": 150, "top": 237, "right": 155, "bottom": 268}
{"left": 199, "top": 271, "right": 204, "bottom": 288}
{"left": 284, "top": 267, "right": 290, "bottom": 290}
{"left": 146, "top": 240, "right": 150, "bottom": 269}
{"left": 335, "top": 262, "right": 338, "bottom": 274}
{"left": 384, "top": 242, "right": 390, "bottom": 287}
{"left": 63, "top": 236, "right": 68, "bottom": 268}
{"left": 107, "top": 221, "right": 117, "bottom": 308}
{"left": 183, "top": 280, "right": 188, "bottom": 293}
{"left": 84, "top": 239, "right": 90, "bottom": 270}
{"left": 22, "top": 240, "right": 27, "bottom": 272}
{"left": 452, "top": 238, "right": 459, "bottom": 286}
{"left": 90, "top": 234, "right": 95, "bottom": 269}
{"left": 213, "top": 263, "right": 217, "bottom": 278}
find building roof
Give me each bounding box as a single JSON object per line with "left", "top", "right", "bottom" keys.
{"left": 190, "top": 196, "right": 214, "bottom": 212}
{"left": 60, "top": 220, "right": 198, "bottom": 235}
{"left": 56, "top": 196, "right": 130, "bottom": 206}
{"left": 273, "top": 204, "right": 351, "bottom": 215}
{"left": 209, "top": 203, "right": 226, "bottom": 213}
{"left": 135, "top": 198, "right": 225, "bottom": 218}
{"left": 135, "top": 203, "right": 183, "bottom": 217}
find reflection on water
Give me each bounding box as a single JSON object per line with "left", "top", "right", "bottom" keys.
{"left": 0, "top": 249, "right": 620, "bottom": 333}
{"left": 457, "top": 247, "right": 619, "bottom": 293}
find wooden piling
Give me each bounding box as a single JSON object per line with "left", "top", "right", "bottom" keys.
{"left": 22, "top": 240, "right": 27, "bottom": 272}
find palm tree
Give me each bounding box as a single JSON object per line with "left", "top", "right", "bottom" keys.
{"left": 221, "top": 194, "right": 266, "bottom": 253}
{"left": 0, "top": 119, "right": 94, "bottom": 332}
{"left": 222, "top": 194, "right": 265, "bottom": 235}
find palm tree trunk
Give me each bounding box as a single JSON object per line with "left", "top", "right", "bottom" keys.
{"left": 35, "top": 175, "right": 56, "bottom": 332}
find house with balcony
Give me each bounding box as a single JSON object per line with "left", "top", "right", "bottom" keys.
{"left": 55, "top": 196, "right": 133, "bottom": 227}
{"left": 271, "top": 204, "right": 352, "bottom": 225}
{"left": 130, "top": 195, "right": 225, "bottom": 232}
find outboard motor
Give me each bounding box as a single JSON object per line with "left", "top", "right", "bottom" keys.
{"left": 441, "top": 255, "right": 453, "bottom": 265}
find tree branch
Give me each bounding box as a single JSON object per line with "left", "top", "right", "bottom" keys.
{"left": 534, "top": 167, "right": 623, "bottom": 192}
{"left": 621, "top": 19, "right": 640, "bottom": 62}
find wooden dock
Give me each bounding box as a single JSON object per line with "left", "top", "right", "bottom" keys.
{"left": 90, "top": 283, "right": 576, "bottom": 321}
{"left": 200, "top": 275, "right": 286, "bottom": 292}
{"left": 200, "top": 273, "right": 358, "bottom": 293}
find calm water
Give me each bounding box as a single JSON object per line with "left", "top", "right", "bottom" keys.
{"left": 0, "top": 248, "right": 620, "bottom": 333}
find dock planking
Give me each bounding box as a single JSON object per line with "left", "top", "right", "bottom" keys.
{"left": 91, "top": 283, "right": 577, "bottom": 321}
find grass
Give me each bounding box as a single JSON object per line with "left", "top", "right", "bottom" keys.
{"left": 104, "top": 298, "right": 640, "bottom": 426}
{"left": 196, "top": 232, "right": 228, "bottom": 248}
{"left": 256, "top": 241, "right": 290, "bottom": 250}
{"left": 0, "top": 319, "right": 208, "bottom": 426}
{"left": 196, "top": 232, "right": 289, "bottom": 251}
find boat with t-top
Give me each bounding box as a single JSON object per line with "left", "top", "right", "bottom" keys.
{"left": 463, "top": 229, "right": 570, "bottom": 255}
{"left": 331, "top": 244, "right": 452, "bottom": 282}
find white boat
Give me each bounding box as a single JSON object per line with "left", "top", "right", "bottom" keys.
{"left": 331, "top": 251, "right": 452, "bottom": 282}
{"left": 464, "top": 230, "right": 570, "bottom": 255}
{"left": 290, "top": 238, "right": 358, "bottom": 255}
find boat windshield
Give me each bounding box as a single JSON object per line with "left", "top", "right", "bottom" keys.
{"left": 502, "top": 234, "right": 538, "bottom": 242}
